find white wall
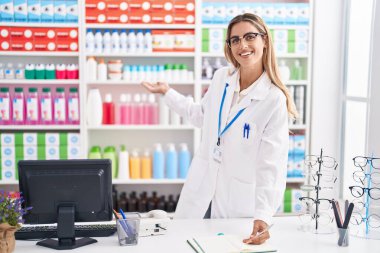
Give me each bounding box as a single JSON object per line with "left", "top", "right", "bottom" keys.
{"left": 368, "top": 1, "right": 380, "bottom": 154}
{"left": 310, "top": 0, "right": 345, "bottom": 158}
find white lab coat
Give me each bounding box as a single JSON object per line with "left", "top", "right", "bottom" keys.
{"left": 164, "top": 67, "right": 289, "bottom": 225}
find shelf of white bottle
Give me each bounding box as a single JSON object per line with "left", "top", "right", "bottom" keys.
{"left": 0, "top": 79, "right": 79, "bottom": 85}
{"left": 201, "top": 24, "right": 309, "bottom": 30}
{"left": 0, "top": 52, "right": 79, "bottom": 57}
{"left": 286, "top": 177, "right": 305, "bottom": 183}
{"left": 0, "top": 22, "right": 79, "bottom": 28}
{"left": 87, "top": 80, "right": 195, "bottom": 86}
{"left": 87, "top": 125, "right": 196, "bottom": 131}
{"left": 112, "top": 179, "right": 186, "bottom": 185}
{"left": 201, "top": 80, "right": 308, "bottom": 86}
{"left": 0, "top": 125, "right": 80, "bottom": 130}
{"left": 85, "top": 52, "right": 195, "bottom": 57}
{"left": 85, "top": 24, "right": 196, "bottom": 30}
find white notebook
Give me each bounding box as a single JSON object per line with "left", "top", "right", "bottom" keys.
{"left": 187, "top": 235, "right": 277, "bottom": 253}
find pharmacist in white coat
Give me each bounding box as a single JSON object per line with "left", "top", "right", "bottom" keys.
{"left": 142, "top": 13, "right": 297, "bottom": 245}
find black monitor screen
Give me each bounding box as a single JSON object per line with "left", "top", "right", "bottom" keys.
{"left": 18, "top": 159, "right": 113, "bottom": 250}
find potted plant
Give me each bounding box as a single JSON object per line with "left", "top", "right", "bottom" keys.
{"left": 0, "top": 190, "right": 32, "bottom": 253}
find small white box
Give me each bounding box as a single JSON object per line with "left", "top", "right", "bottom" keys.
{"left": 286, "top": 3, "right": 298, "bottom": 25}
{"left": 274, "top": 41, "right": 287, "bottom": 54}
{"left": 1, "top": 158, "right": 16, "bottom": 180}
{"left": 68, "top": 133, "right": 80, "bottom": 146}
{"left": 67, "top": 146, "right": 81, "bottom": 159}
{"left": 295, "top": 29, "right": 309, "bottom": 42}
{"left": 46, "top": 146, "right": 60, "bottom": 159}
{"left": 209, "top": 28, "right": 224, "bottom": 41}
{"left": 24, "top": 146, "right": 38, "bottom": 158}
{"left": 209, "top": 41, "right": 224, "bottom": 53}
{"left": 273, "top": 29, "right": 288, "bottom": 42}
{"left": 1, "top": 133, "right": 15, "bottom": 146}
{"left": 1, "top": 146, "right": 15, "bottom": 158}
{"left": 45, "top": 133, "right": 59, "bottom": 146}
{"left": 262, "top": 4, "right": 274, "bottom": 25}
{"left": 297, "top": 3, "right": 309, "bottom": 25}
{"left": 295, "top": 41, "right": 308, "bottom": 54}
{"left": 23, "top": 133, "right": 38, "bottom": 146}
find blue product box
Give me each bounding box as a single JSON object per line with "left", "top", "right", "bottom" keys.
{"left": 297, "top": 3, "right": 309, "bottom": 25}
{"left": 65, "top": 0, "right": 77, "bottom": 23}
{"left": 28, "top": 0, "right": 41, "bottom": 22}
{"left": 225, "top": 3, "right": 238, "bottom": 23}
{"left": 251, "top": 3, "right": 263, "bottom": 18}
{"left": 286, "top": 3, "right": 298, "bottom": 25}
{"left": 262, "top": 3, "right": 275, "bottom": 25}
{"left": 40, "top": 0, "right": 54, "bottom": 22}
{"left": 293, "top": 154, "right": 304, "bottom": 177}
{"left": 14, "top": 0, "right": 28, "bottom": 22}
{"left": 201, "top": 2, "right": 213, "bottom": 24}
{"left": 274, "top": 3, "right": 286, "bottom": 25}
{"left": 54, "top": 0, "right": 65, "bottom": 22}
{"left": 0, "top": 0, "right": 14, "bottom": 22}
{"left": 293, "top": 134, "right": 305, "bottom": 156}
{"left": 213, "top": 3, "right": 226, "bottom": 24}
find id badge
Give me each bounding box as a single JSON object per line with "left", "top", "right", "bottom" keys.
{"left": 212, "top": 144, "right": 223, "bottom": 164}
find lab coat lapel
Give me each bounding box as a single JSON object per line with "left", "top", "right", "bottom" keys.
{"left": 219, "top": 70, "right": 238, "bottom": 131}
{"left": 229, "top": 72, "right": 272, "bottom": 114}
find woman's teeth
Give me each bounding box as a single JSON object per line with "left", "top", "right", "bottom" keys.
{"left": 240, "top": 52, "right": 253, "bottom": 56}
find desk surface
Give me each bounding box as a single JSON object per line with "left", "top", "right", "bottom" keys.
{"left": 14, "top": 217, "right": 377, "bottom": 253}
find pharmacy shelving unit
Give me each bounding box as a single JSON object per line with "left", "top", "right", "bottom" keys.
{"left": 0, "top": 1, "right": 314, "bottom": 208}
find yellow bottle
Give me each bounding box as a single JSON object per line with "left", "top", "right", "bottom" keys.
{"left": 129, "top": 150, "right": 141, "bottom": 179}
{"left": 141, "top": 149, "right": 152, "bottom": 179}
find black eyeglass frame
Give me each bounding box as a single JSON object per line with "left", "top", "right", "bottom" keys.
{"left": 225, "top": 32, "right": 266, "bottom": 48}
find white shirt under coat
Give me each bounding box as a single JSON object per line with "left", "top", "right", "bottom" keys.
{"left": 163, "top": 67, "right": 289, "bottom": 225}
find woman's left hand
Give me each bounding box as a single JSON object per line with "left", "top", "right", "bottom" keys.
{"left": 243, "top": 219, "right": 270, "bottom": 245}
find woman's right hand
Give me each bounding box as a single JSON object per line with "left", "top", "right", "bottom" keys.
{"left": 141, "top": 81, "right": 170, "bottom": 95}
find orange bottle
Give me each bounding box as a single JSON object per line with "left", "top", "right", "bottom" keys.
{"left": 129, "top": 150, "right": 141, "bottom": 179}
{"left": 141, "top": 149, "right": 152, "bottom": 179}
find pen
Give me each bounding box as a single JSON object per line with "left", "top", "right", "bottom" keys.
{"left": 118, "top": 208, "right": 133, "bottom": 237}
{"left": 254, "top": 224, "right": 274, "bottom": 238}
{"left": 192, "top": 238, "right": 206, "bottom": 253}
{"left": 112, "top": 209, "right": 120, "bottom": 220}
{"left": 186, "top": 239, "right": 200, "bottom": 253}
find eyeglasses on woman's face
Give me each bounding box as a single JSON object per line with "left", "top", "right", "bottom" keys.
{"left": 226, "top": 32, "right": 266, "bottom": 48}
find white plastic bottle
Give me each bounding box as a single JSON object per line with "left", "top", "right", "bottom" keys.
{"left": 127, "top": 30, "right": 137, "bottom": 53}
{"left": 136, "top": 29, "right": 144, "bottom": 53}
{"left": 137, "top": 65, "right": 144, "bottom": 82}
{"left": 0, "top": 63, "right": 4, "bottom": 79}
{"left": 86, "top": 57, "right": 98, "bottom": 81}
{"left": 144, "top": 29, "right": 153, "bottom": 53}
{"left": 94, "top": 29, "right": 103, "bottom": 53}
{"left": 103, "top": 29, "right": 112, "bottom": 53}
{"left": 131, "top": 65, "right": 138, "bottom": 82}
{"left": 279, "top": 60, "right": 290, "bottom": 82}
{"left": 118, "top": 145, "right": 130, "bottom": 180}
{"left": 170, "top": 109, "right": 181, "bottom": 125}
{"left": 122, "top": 65, "right": 131, "bottom": 81}
{"left": 111, "top": 29, "right": 120, "bottom": 53}
{"left": 15, "top": 63, "right": 24, "bottom": 79}
{"left": 159, "top": 96, "right": 169, "bottom": 125}
{"left": 86, "top": 89, "right": 103, "bottom": 126}
{"left": 97, "top": 58, "right": 107, "bottom": 81}
{"left": 86, "top": 29, "right": 95, "bottom": 53}
{"left": 5, "top": 63, "right": 14, "bottom": 80}
{"left": 120, "top": 29, "right": 128, "bottom": 52}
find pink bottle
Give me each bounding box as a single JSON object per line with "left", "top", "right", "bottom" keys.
{"left": 141, "top": 93, "right": 148, "bottom": 125}
{"left": 118, "top": 93, "right": 132, "bottom": 125}
{"left": 12, "top": 87, "right": 25, "bottom": 125}
{"left": 147, "top": 94, "right": 159, "bottom": 125}
{"left": 131, "top": 94, "right": 143, "bottom": 125}
{"left": 102, "top": 93, "right": 115, "bottom": 125}
{"left": 56, "top": 64, "right": 67, "bottom": 79}
{"left": 40, "top": 87, "right": 53, "bottom": 125}
{"left": 0, "top": 87, "right": 11, "bottom": 125}
{"left": 67, "top": 87, "right": 80, "bottom": 124}
{"left": 26, "top": 87, "right": 39, "bottom": 124}
{"left": 54, "top": 87, "right": 66, "bottom": 124}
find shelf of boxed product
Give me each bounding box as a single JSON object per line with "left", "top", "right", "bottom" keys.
{"left": 86, "top": 24, "right": 196, "bottom": 29}
{"left": 87, "top": 81, "right": 194, "bottom": 86}
{"left": 112, "top": 179, "right": 186, "bottom": 185}
{"left": 201, "top": 52, "right": 308, "bottom": 58}
{"left": 85, "top": 52, "right": 195, "bottom": 58}
{"left": 0, "top": 52, "right": 79, "bottom": 57}
{"left": 202, "top": 24, "right": 309, "bottom": 30}
{"left": 1, "top": 22, "right": 79, "bottom": 28}
{"left": 0, "top": 125, "right": 80, "bottom": 130}
{"left": 87, "top": 125, "right": 195, "bottom": 131}
{"left": 0, "top": 80, "right": 79, "bottom": 85}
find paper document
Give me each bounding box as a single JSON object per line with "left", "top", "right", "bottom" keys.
{"left": 187, "top": 235, "right": 277, "bottom": 253}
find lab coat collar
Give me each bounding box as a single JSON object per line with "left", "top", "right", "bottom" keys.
{"left": 230, "top": 70, "right": 272, "bottom": 114}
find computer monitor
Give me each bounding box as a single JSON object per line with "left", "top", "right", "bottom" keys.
{"left": 18, "top": 159, "right": 113, "bottom": 250}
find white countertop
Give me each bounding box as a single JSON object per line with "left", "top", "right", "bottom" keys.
{"left": 14, "top": 217, "right": 377, "bottom": 252}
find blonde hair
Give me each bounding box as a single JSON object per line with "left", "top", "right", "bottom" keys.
{"left": 224, "top": 13, "right": 298, "bottom": 119}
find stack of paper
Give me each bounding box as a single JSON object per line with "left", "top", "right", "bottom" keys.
{"left": 187, "top": 235, "right": 277, "bottom": 253}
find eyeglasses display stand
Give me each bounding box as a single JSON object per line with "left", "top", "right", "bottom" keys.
{"left": 350, "top": 155, "right": 380, "bottom": 240}
{"left": 298, "top": 149, "right": 337, "bottom": 234}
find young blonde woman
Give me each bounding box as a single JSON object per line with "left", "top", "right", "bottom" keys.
{"left": 142, "top": 13, "right": 297, "bottom": 245}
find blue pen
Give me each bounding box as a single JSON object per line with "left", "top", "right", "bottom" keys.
{"left": 119, "top": 208, "right": 133, "bottom": 237}
{"left": 243, "top": 124, "right": 247, "bottom": 138}
{"left": 246, "top": 124, "right": 250, "bottom": 138}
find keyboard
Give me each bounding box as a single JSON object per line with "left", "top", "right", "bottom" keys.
{"left": 15, "top": 223, "right": 117, "bottom": 240}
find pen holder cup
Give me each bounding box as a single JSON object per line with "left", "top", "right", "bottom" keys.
{"left": 116, "top": 213, "right": 141, "bottom": 246}
{"left": 337, "top": 228, "right": 349, "bottom": 247}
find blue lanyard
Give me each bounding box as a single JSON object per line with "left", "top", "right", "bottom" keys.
{"left": 217, "top": 83, "right": 246, "bottom": 146}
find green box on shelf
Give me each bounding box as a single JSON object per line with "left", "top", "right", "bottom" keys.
{"left": 288, "top": 29, "right": 296, "bottom": 42}
{"left": 202, "top": 28, "right": 209, "bottom": 41}
{"left": 288, "top": 41, "right": 295, "bottom": 53}
{"left": 202, "top": 41, "right": 209, "bottom": 52}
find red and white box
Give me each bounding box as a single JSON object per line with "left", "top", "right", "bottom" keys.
{"left": 174, "top": 30, "right": 194, "bottom": 51}
{"left": 152, "top": 30, "right": 175, "bottom": 51}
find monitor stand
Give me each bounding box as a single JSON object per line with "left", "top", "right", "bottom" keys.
{"left": 36, "top": 205, "right": 97, "bottom": 250}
